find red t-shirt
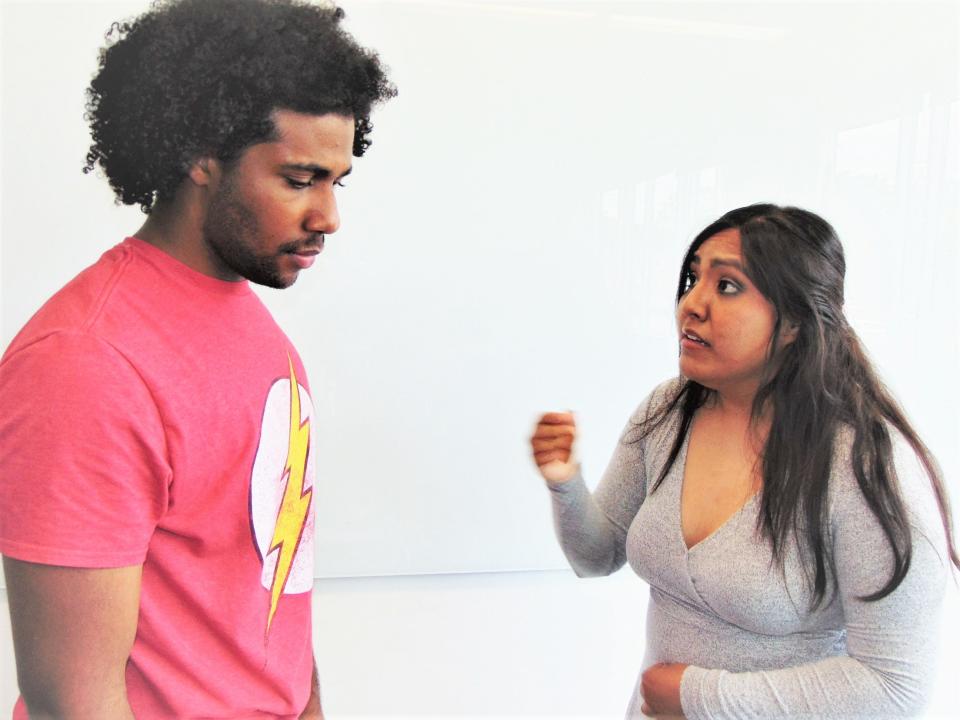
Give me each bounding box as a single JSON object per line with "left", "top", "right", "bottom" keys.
{"left": 0, "top": 238, "right": 316, "bottom": 718}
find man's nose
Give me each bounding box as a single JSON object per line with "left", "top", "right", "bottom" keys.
{"left": 304, "top": 190, "right": 340, "bottom": 235}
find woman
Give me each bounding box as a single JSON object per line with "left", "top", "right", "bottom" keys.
{"left": 531, "top": 204, "right": 958, "bottom": 719}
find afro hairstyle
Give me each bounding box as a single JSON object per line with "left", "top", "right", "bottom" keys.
{"left": 84, "top": 0, "right": 396, "bottom": 212}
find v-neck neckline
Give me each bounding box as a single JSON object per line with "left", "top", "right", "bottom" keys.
{"left": 674, "top": 428, "right": 760, "bottom": 554}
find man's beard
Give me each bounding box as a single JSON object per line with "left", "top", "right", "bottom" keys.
{"left": 202, "top": 183, "right": 296, "bottom": 289}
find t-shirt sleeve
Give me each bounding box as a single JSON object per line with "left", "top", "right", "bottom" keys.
{"left": 549, "top": 378, "right": 680, "bottom": 577}
{"left": 0, "top": 331, "right": 171, "bottom": 567}
{"left": 679, "top": 432, "right": 950, "bottom": 719}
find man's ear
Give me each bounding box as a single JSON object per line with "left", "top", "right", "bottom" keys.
{"left": 187, "top": 156, "right": 220, "bottom": 187}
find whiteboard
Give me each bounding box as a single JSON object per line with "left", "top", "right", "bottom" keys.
{"left": 2, "top": 0, "right": 957, "bottom": 578}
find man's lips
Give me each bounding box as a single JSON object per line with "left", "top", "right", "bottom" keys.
{"left": 288, "top": 242, "right": 323, "bottom": 256}
{"left": 284, "top": 238, "right": 324, "bottom": 269}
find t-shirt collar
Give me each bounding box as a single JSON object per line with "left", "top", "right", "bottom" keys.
{"left": 124, "top": 236, "right": 253, "bottom": 297}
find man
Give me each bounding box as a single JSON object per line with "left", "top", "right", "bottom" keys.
{"left": 0, "top": 1, "right": 394, "bottom": 717}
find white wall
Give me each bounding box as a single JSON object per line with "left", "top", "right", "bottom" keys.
{"left": 2, "top": 575, "right": 960, "bottom": 717}
{"left": 2, "top": 1, "right": 959, "bottom": 716}
{"left": 3, "top": 0, "right": 957, "bottom": 578}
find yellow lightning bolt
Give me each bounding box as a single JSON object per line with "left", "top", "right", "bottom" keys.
{"left": 266, "top": 356, "right": 313, "bottom": 636}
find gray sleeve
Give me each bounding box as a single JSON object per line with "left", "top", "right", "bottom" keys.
{"left": 548, "top": 384, "right": 667, "bottom": 577}
{"left": 680, "top": 435, "right": 950, "bottom": 719}
{"left": 548, "top": 472, "right": 628, "bottom": 577}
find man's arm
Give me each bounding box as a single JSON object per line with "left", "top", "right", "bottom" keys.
{"left": 3, "top": 556, "right": 142, "bottom": 720}
{"left": 299, "top": 657, "right": 323, "bottom": 720}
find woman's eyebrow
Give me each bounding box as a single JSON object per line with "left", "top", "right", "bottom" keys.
{"left": 688, "top": 255, "right": 745, "bottom": 272}
{"left": 710, "top": 257, "right": 745, "bottom": 272}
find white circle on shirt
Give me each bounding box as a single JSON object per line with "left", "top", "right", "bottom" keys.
{"left": 249, "top": 374, "right": 316, "bottom": 595}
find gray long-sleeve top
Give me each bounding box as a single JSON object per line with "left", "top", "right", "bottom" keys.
{"left": 549, "top": 378, "right": 950, "bottom": 719}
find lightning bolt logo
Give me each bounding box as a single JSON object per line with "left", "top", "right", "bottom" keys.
{"left": 265, "top": 356, "right": 313, "bottom": 636}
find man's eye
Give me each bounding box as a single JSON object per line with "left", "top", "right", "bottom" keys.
{"left": 718, "top": 278, "right": 742, "bottom": 295}
{"left": 285, "top": 178, "right": 312, "bottom": 189}
{"left": 334, "top": 180, "right": 347, "bottom": 188}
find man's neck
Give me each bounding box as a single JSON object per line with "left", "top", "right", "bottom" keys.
{"left": 133, "top": 192, "right": 229, "bottom": 280}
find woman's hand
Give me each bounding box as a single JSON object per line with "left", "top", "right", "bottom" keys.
{"left": 530, "top": 412, "right": 578, "bottom": 485}
{"left": 640, "top": 662, "right": 688, "bottom": 718}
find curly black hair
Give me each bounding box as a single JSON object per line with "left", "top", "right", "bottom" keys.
{"left": 84, "top": 0, "right": 396, "bottom": 212}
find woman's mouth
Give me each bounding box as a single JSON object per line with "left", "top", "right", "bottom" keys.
{"left": 681, "top": 329, "right": 710, "bottom": 347}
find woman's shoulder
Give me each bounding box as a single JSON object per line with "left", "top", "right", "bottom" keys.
{"left": 629, "top": 375, "right": 687, "bottom": 424}
{"left": 621, "top": 376, "right": 687, "bottom": 445}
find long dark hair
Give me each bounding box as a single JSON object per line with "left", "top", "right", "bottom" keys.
{"left": 641, "top": 203, "right": 958, "bottom": 607}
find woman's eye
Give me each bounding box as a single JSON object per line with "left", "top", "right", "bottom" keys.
{"left": 718, "top": 278, "right": 741, "bottom": 294}
{"left": 334, "top": 180, "right": 347, "bottom": 188}
{"left": 682, "top": 271, "right": 697, "bottom": 293}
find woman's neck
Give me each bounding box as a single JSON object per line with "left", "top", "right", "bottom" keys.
{"left": 708, "top": 387, "right": 755, "bottom": 419}
{"left": 704, "top": 384, "right": 772, "bottom": 448}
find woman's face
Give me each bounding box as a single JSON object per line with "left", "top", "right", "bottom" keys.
{"left": 676, "top": 229, "right": 789, "bottom": 401}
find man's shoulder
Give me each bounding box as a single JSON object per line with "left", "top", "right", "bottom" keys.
{"left": 3, "top": 241, "right": 136, "bottom": 359}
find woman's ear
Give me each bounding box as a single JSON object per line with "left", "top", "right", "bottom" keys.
{"left": 781, "top": 321, "right": 799, "bottom": 346}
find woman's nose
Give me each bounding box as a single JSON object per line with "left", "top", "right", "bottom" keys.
{"left": 679, "top": 283, "right": 708, "bottom": 321}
